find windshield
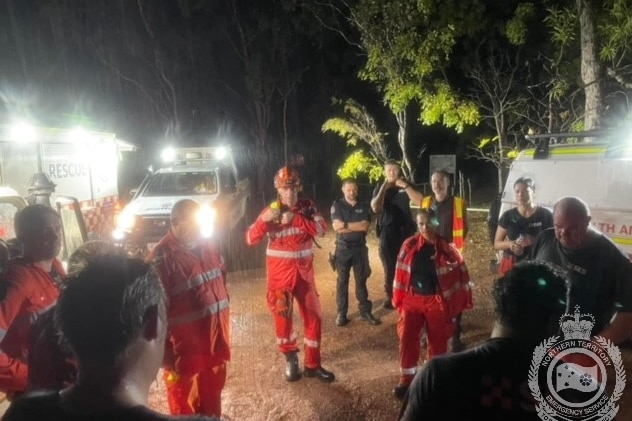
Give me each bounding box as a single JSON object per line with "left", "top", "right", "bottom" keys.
{"left": 144, "top": 171, "right": 218, "bottom": 196}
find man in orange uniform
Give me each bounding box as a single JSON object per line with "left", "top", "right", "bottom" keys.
{"left": 246, "top": 166, "right": 335, "bottom": 383}
{"left": 149, "top": 199, "right": 230, "bottom": 417}
{"left": 0, "top": 205, "right": 64, "bottom": 398}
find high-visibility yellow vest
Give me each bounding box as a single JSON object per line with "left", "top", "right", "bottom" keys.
{"left": 421, "top": 196, "right": 466, "bottom": 252}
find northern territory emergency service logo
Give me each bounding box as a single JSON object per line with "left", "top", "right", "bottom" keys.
{"left": 529, "top": 306, "right": 625, "bottom": 421}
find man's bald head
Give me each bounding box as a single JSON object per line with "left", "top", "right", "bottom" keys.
{"left": 553, "top": 197, "right": 591, "bottom": 249}
{"left": 170, "top": 199, "right": 201, "bottom": 249}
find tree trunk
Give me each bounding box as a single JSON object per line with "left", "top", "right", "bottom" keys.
{"left": 577, "top": 0, "right": 602, "bottom": 133}
{"left": 395, "top": 109, "right": 414, "bottom": 182}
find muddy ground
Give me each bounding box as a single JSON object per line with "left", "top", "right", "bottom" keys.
{"left": 149, "top": 211, "right": 632, "bottom": 420}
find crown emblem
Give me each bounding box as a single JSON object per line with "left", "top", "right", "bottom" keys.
{"left": 560, "top": 306, "right": 595, "bottom": 340}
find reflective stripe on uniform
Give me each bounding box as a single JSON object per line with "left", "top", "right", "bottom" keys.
{"left": 277, "top": 332, "right": 298, "bottom": 345}
{"left": 400, "top": 367, "right": 417, "bottom": 375}
{"left": 396, "top": 262, "right": 411, "bottom": 273}
{"left": 168, "top": 268, "right": 223, "bottom": 297}
{"left": 268, "top": 227, "right": 302, "bottom": 239}
{"left": 304, "top": 338, "right": 320, "bottom": 348}
{"left": 393, "top": 281, "right": 406, "bottom": 291}
{"left": 168, "top": 298, "right": 229, "bottom": 326}
{"left": 266, "top": 248, "right": 313, "bottom": 259}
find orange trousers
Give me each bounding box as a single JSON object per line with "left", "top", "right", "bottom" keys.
{"left": 163, "top": 363, "right": 226, "bottom": 417}
{"left": 397, "top": 294, "right": 454, "bottom": 385}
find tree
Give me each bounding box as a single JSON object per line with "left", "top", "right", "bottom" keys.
{"left": 322, "top": 98, "right": 390, "bottom": 181}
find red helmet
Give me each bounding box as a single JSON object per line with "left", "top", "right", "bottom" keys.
{"left": 274, "top": 166, "right": 301, "bottom": 189}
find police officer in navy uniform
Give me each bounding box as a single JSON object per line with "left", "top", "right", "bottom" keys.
{"left": 331, "top": 179, "right": 380, "bottom": 326}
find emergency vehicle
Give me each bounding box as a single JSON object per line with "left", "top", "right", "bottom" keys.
{"left": 112, "top": 146, "right": 251, "bottom": 255}
{"left": 498, "top": 132, "right": 632, "bottom": 259}
{"left": 0, "top": 124, "right": 135, "bottom": 241}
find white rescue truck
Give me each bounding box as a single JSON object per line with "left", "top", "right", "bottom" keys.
{"left": 499, "top": 133, "right": 632, "bottom": 259}
{"left": 112, "top": 146, "right": 251, "bottom": 255}
{"left": 0, "top": 124, "right": 134, "bottom": 260}
{"left": 0, "top": 124, "right": 134, "bottom": 234}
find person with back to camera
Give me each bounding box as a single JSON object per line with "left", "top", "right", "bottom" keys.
{"left": 0, "top": 205, "right": 65, "bottom": 400}
{"left": 3, "top": 254, "right": 221, "bottom": 421}
{"left": 245, "top": 166, "right": 335, "bottom": 383}
{"left": 494, "top": 177, "right": 553, "bottom": 276}
{"left": 392, "top": 208, "right": 472, "bottom": 399}
{"left": 330, "top": 178, "right": 380, "bottom": 327}
{"left": 371, "top": 160, "right": 424, "bottom": 309}
{"left": 398, "top": 261, "right": 569, "bottom": 420}
{"left": 531, "top": 196, "right": 632, "bottom": 345}
{"left": 421, "top": 169, "right": 469, "bottom": 351}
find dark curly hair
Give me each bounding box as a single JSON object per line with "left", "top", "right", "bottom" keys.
{"left": 493, "top": 261, "right": 569, "bottom": 334}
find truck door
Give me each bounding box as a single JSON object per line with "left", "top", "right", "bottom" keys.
{"left": 55, "top": 196, "right": 88, "bottom": 261}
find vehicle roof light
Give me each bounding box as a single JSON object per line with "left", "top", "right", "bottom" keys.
{"left": 9, "top": 122, "right": 36, "bottom": 143}
{"left": 161, "top": 147, "right": 176, "bottom": 163}
{"left": 214, "top": 146, "right": 228, "bottom": 160}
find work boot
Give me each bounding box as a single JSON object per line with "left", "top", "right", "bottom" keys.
{"left": 393, "top": 382, "right": 409, "bottom": 399}
{"left": 360, "top": 312, "right": 381, "bottom": 325}
{"left": 336, "top": 314, "right": 350, "bottom": 326}
{"left": 382, "top": 298, "right": 395, "bottom": 310}
{"left": 303, "top": 366, "right": 335, "bottom": 383}
{"left": 285, "top": 352, "right": 301, "bottom": 382}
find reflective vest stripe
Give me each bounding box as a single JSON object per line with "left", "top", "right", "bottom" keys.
{"left": 266, "top": 249, "right": 313, "bottom": 259}
{"left": 168, "top": 268, "right": 223, "bottom": 297}
{"left": 453, "top": 197, "right": 465, "bottom": 251}
{"left": 168, "top": 298, "right": 229, "bottom": 326}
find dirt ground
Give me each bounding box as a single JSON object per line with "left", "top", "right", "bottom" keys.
{"left": 149, "top": 211, "right": 632, "bottom": 420}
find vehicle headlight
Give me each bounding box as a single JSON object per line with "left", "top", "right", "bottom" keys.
{"left": 197, "top": 205, "right": 216, "bottom": 238}
{"left": 116, "top": 207, "right": 137, "bottom": 231}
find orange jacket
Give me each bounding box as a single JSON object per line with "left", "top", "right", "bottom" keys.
{"left": 149, "top": 232, "right": 230, "bottom": 375}
{"left": 245, "top": 198, "right": 327, "bottom": 291}
{"left": 0, "top": 258, "right": 63, "bottom": 393}
{"left": 393, "top": 234, "right": 472, "bottom": 317}
{"left": 421, "top": 196, "right": 467, "bottom": 251}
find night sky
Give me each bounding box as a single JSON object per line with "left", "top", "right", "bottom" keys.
{"left": 0, "top": 0, "right": 492, "bottom": 197}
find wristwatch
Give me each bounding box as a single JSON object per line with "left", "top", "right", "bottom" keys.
{"left": 343, "top": 222, "right": 348, "bottom": 229}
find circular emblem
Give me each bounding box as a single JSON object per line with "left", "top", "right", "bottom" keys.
{"left": 528, "top": 307, "right": 626, "bottom": 421}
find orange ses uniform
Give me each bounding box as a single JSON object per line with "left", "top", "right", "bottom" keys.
{"left": 245, "top": 198, "right": 327, "bottom": 370}
{"left": 0, "top": 259, "right": 64, "bottom": 396}
{"left": 149, "top": 232, "right": 230, "bottom": 417}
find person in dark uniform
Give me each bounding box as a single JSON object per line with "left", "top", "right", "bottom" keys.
{"left": 330, "top": 179, "right": 380, "bottom": 326}
{"left": 371, "top": 160, "right": 424, "bottom": 309}
{"left": 531, "top": 196, "right": 632, "bottom": 344}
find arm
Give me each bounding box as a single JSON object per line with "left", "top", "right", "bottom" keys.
{"left": 597, "top": 312, "right": 632, "bottom": 345}
{"left": 0, "top": 276, "right": 30, "bottom": 392}
{"left": 371, "top": 181, "right": 391, "bottom": 213}
{"left": 292, "top": 203, "right": 328, "bottom": 238}
{"left": 245, "top": 207, "right": 275, "bottom": 246}
{"left": 395, "top": 179, "right": 424, "bottom": 207}
{"left": 494, "top": 226, "right": 522, "bottom": 254}
{"left": 332, "top": 220, "right": 370, "bottom": 233}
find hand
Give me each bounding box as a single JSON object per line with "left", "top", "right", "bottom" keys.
{"left": 510, "top": 241, "right": 524, "bottom": 256}
{"left": 332, "top": 220, "right": 344, "bottom": 231}
{"left": 395, "top": 179, "right": 410, "bottom": 189}
{"left": 275, "top": 290, "right": 293, "bottom": 318}
{"left": 262, "top": 207, "right": 281, "bottom": 223}
{"left": 516, "top": 235, "right": 533, "bottom": 247}
{"left": 280, "top": 211, "right": 294, "bottom": 225}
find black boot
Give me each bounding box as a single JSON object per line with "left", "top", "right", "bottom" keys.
{"left": 285, "top": 351, "right": 301, "bottom": 382}
{"left": 303, "top": 365, "right": 335, "bottom": 383}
